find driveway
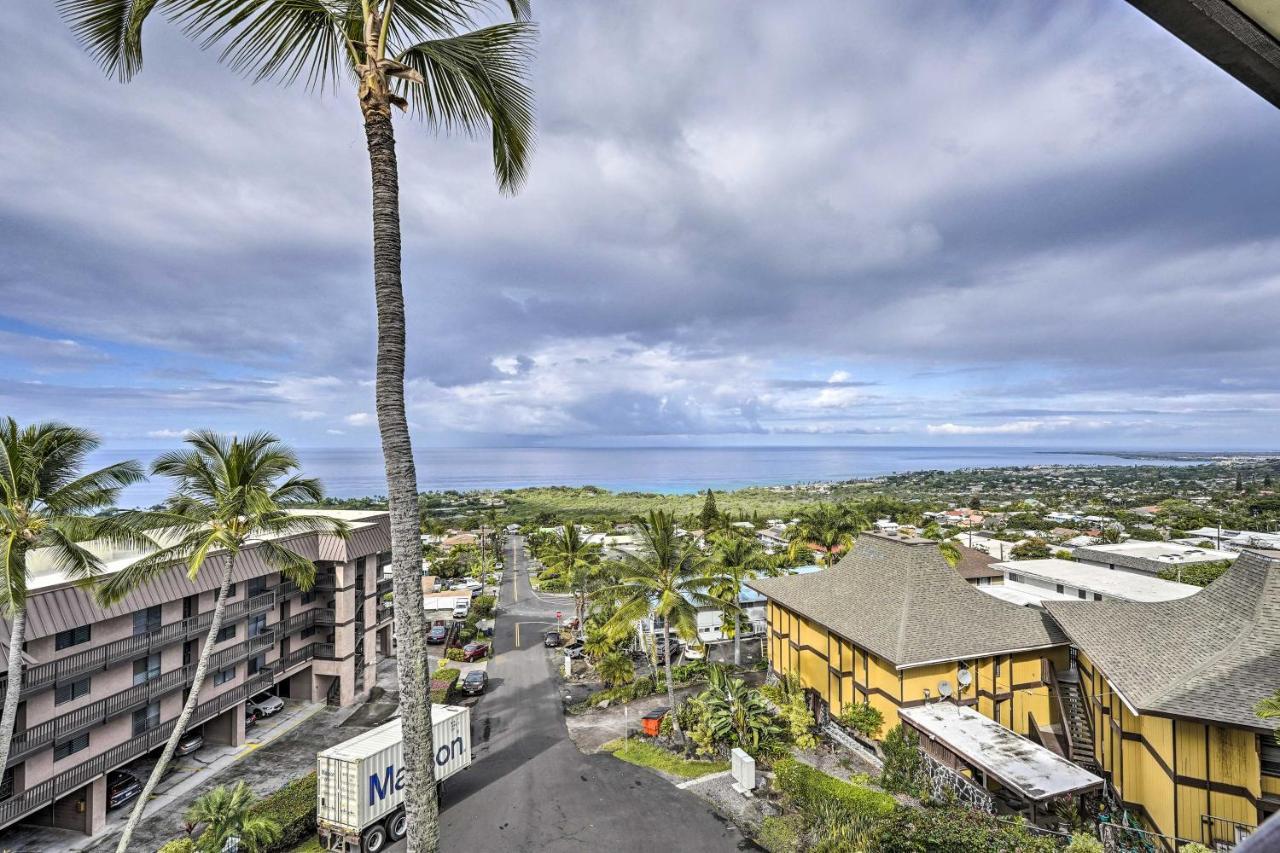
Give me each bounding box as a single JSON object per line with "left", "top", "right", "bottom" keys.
{"left": 388, "top": 535, "right": 750, "bottom": 852}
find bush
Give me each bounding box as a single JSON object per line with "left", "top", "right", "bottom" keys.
{"left": 1178, "top": 845, "right": 1214, "bottom": 853}
{"left": 879, "top": 724, "right": 922, "bottom": 795}
{"left": 867, "top": 805, "right": 1058, "bottom": 853}
{"left": 158, "top": 841, "right": 195, "bottom": 853}
{"left": 471, "top": 594, "right": 496, "bottom": 619}
{"left": 757, "top": 814, "right": 805, "bottom": 853}
{"left": 772, "top": 757, "right": 896, "bottom": 824}
{"left": 1065, "top": 833, "right": 1104, "bottom": 852}
{"left": 248, "top": 772, "right": 318, "bottom": 851}
{"left": 444, "top": 647, "right": 466, "bottom": 662}
{"left": 670, "top": 661, "right": 706, "bottom": 684}
{"left": 838, "top": 701, "right": 884, "bottom": 739}
{"left": 761, "top": 676, "right": 817, "bottom": 749}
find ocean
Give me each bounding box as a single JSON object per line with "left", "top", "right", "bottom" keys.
{"left": 89, "top": 445, "right": 1192, "bottom": 508}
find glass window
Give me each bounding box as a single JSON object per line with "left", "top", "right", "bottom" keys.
{"left": 133, "top": 654, "right": 161, "bottom": 685}
{"left": 227, "top": 582, "right": 237, "bottom": 598}
{"left": 215, "top": 624, "right": 237, "bottom": 643}
{"left": 55, "top": 625, "right": 91, "bottom": 650}
{"left": 1094, "top": 593, "right": 1103, "bottom": 601}
{"left": 248, "top": 576, "right": 268, "bottom": 598}
{"left": 53, "top": 732, "right": 89, "bottom": 761}
{"left": 247, "top": 654, "right": 267, "bottom": 676}
{"left": 248, "top": 613, "right": 267, "bottom": 639}
{"left": 54, "top": 677, "right": 91, "bottom": 705}
{"left": 133, "top": 605, "right": 162, "bottom": 636}
{"left": 132, "top": 702, "right": 160, "bottom": 736}
{"left": 213, "top": 667, "right": 235, "bottom": 686}
{"left": 301, "top": 591, "right": 316, "bottom": 605}
{"left": 1055, "top": 584, "right": 1064, "bottom": 594}
{"left": 1078, "top": 589, "right": 1087, "bottom": 599}
{"left": 301, "top": 626, "right": 316, "bottom": 639}
{"left": 1263, "top": 742, "right": 1280, "bottom": 776}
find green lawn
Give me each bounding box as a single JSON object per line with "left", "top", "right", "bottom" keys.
{"left": 600, "top": 737, "right": 730, "bottom": 779}
{"left": 289, "top": 839, "right": 323, "bottom": 853}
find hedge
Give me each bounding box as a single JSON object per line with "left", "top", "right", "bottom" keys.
{"left": 158, "top": 840, "right": 195, "bottom": 853}
{"left": 248, "top": 771, "right": 318, "bottom": 851}
{"left": 431, "top": 666, "right": 462, "bottom": 703}
{"left": 772, "top": 756, "right": 896, "bottom": 821}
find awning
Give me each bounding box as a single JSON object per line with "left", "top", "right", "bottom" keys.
{"left": 899, "top": 703, "right": 1102, "bottom": 802}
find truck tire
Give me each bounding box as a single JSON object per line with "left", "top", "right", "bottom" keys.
{"left": 362, "top": 824, "right": 388, "bottom": 852}
{"left": 388, "top": 810, "right": 408, "bottom": 841}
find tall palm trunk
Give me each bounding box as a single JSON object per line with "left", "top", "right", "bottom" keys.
{"left": 733, "top": 611, "right": 741, "bottom": 667}
{"left": 363, "top": 99, "right": 437, "bottom": 852}
{"left": 0, "top": 606, "right": 28, "bottom": 775}
{"left": 116, "top": 553, "right": 238, "bottom": 853}
{"left": 661, "top": 614, "right": 681, "bottom": 738}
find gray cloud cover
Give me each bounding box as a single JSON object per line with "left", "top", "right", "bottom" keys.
{"left": 1, "top": 1, "right": 1279, "bottom": 449}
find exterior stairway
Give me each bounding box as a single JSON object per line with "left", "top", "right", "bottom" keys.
{"left": 1058, "top": 673, "right": 1099, "bottom": 772}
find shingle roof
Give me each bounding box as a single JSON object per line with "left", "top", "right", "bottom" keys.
{"left": 748, "top": 532, "right": 1066, "bottom": 669}
{"left": 953, "top": 546, "right": 1002, "bottom": 581}
{"left": 1045, "top": 550, "right": 1280, "bottom": 731}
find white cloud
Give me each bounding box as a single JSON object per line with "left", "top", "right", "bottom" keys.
{"left": 344, "top": 412, "right": 373, "bottom": 427}
{"left": 145, "top": 428, "right": 191, "bottom": 439}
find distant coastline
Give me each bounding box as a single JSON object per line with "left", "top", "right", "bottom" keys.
{"left": 1038, "top": 450, "right": 1280, "bottom": 463}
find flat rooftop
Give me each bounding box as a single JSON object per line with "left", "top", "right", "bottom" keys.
{"left": 900, "top": 702, "right": 1102, "bottom": 801}
{"left": 24, "top": 508, "right": 387, "bottom": 592}
{"left": 979, "top": 581, "right": 1076, "bottom": 608}
{"left": 993, "top": 558, "right": 1201, "bottom": 602}
{"left": 1074, "top": 541, "right": 1237, "bottom": 563}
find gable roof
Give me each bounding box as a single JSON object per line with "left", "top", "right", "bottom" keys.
{"left": 748, "top": 532, "right": 1066, "bottom": 669}
{"left": 1045, "top": 550, "right": 1280, "bottom": 731}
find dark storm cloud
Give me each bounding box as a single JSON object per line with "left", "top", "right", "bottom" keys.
{"left": 2, "top": 1, "right": 1279, "bottom": 445}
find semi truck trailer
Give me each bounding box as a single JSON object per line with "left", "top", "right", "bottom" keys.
{"left": 317, "top": 705, "right": 471, "bottom": 852}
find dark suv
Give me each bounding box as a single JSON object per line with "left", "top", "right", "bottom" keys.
{"left": 460, "top": 670, "right": 488, "bottom": 695}
{"left": 544, "top": 630, "right": 562, "bottom": 648}
{"left": 107, "top": 769, "right": 143, "bottom": 810}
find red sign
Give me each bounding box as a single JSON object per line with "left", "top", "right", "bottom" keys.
{"left": 556, "top": 611, "right": 562, "bottom": 620}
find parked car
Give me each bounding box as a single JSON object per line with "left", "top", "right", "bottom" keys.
{"left": 682, "top": 642, "right": 706, "bottom": 661}
{"left": 452, "top": 600, "right": 470, "bottom": 620}
{"left": 176, "top": 731, "right": 205, "bottom": 756}
{"left": 461, "top": 642, "right": 490, "bottom": 662}
{"left": 544, "top": 630, "right": 563, "bottom": 648}
{"left": 459, "top": 670, "right": 488, "bottom": 695}
{"left": 563, "top": 640, "right": 585, "bottom": 659}
{"left": 427, "top": 625, "right": 449, "bottom": 644}
{"left": 107, "top": 769, "right": 143, "bottom": 810}
{"left": 247, "top": 693, "right": 284, "bottom": 718}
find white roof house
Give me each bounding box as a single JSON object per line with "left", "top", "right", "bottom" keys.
{"left": 1072, "top": 542, "right": 1236, "bottom": 576}
{"left": 991, "top": 558, "right": 1201, "bottom": 604}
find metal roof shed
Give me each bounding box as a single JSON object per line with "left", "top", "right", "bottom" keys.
{"left": 899, "top": 703, "right": 1103, "bottom": 803}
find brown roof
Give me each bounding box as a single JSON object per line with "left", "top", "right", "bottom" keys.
{"left": 749, "top": 533, "right": 1066, "bottom": 669}
{"left": 1045, "top": 550, "right": 1280, "bottom": 731}
{"left": 953, "top": 546, "right": 1002, "bottom": 581}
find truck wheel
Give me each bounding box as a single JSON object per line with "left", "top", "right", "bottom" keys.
{"left": 362, "top": 825, "right": 388, "bottom": 852}
{"left": 388, "top": 810, "right": 408, "bottom": 841}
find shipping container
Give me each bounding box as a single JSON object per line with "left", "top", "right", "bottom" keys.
{"left": 317, "top": 705, "right": 471, "bottom": 852}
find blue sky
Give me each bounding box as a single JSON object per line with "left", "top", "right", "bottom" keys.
{"left": 3, "top": 1, "right": 1280, "bottom": 451}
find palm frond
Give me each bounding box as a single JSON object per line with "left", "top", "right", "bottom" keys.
{"left": 253, "top": 538, "right": 317, "bottom": 588}
{"left": 96, "top": 531, "right": 209, "bottom": 605}
{"left": 56, "top": 0, "right": 164, "bottom": 82}
{"left": 396, "top": 21, "right": 535, "bottom": 192}
{"left": 0, "top": 534, "right": 25, "bottom": 616}
{"left": 167, "top": 0, "right": 354, "bottom": 90}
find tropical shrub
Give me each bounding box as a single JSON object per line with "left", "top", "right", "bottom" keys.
{"left": 867, "top": 805, "right": 1058, "bottom": 852}
{"left": 757, "top": 814, "right": 805, "bottom": 853}
{"left": 158, "top": 841, "right": 195, "bottom": 853}
{"left": 471, "top": 594, "right": 496, "bottom": 619}
{"left": 879, "top": 724, "right": 922, "bottom": 795}
{"left": 431, "top": 667, "right": 462, "bottom": 702}
{"left": 838, "top": 701, "right": 885, "bottom": 739}
{"left": 445, "top": 647, "right": 466, "bottom": 662}
{"left": 1065, "top": 833, "right": 1104, "bottom": 852}
{"left": 762, "top": 675, "right": 818, "bottom": 750}
{"left": 186, "top": 782, "right": 282, "bottom": 853}
{"left": 671, "top": 661, "right": 707, "bottom": 684}
{"left": 1177, "top": 845, "right": 1213, "bottom": 853}
{"left": 702, "top": 676, "right": 781, "bottom": 752}
{"left": 598, "top": 651, "right": 635, "bottom": 688}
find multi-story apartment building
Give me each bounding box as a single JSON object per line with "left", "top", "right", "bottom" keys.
{"left": 0, "top": 509, "right": 395, "bottom": 838}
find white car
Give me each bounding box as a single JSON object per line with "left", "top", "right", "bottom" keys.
{"left": 452, "top": 600, "right": 471, "bottom": 619}
{"left": 247, "top": 693, "right": 285, "bottom": 718}
{"left": 683, "top": 643, "right": 706, "bottom": 661}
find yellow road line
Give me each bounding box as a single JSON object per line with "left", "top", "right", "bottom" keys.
{"left": 515, "top": 623, "right": 521, "bottom": 648}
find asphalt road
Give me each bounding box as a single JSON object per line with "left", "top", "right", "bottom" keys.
{"left": 389, "top": 535, "right": 750, "bottom": 852}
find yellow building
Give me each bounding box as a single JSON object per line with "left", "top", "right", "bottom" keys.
{"left": 749, "top": 533, "right": 1070, "bottom": 746}
{"left": 1046, "top": 550, "right": 1280, "bottom": 848}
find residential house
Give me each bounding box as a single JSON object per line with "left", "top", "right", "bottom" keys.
{"left": 1073, "top": 542, "right": 1236, "bottom": 578}
{"left": 988, "top": 558, "right": 1200, "bottom": 606}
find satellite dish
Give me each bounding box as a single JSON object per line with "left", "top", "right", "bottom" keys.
{"left": 937, "top": 680, "right": 953, "bottom": 699}
{"left": 957, "top": 668, "right": 972, "bottom": 689}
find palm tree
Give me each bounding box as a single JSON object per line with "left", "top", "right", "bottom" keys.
{"left": 59, "top": 5, "right": 535, "bottom": 850}
{"left": 100, "top": 431, "right": 348, "bottom": 852}
{"left": 185, "top": 782, "right": 282, "bottom": 853}
{"left": 597, "top": 651, "right": 635, "bottom": 689}
{"left": 1258, "top": 691, "right": 1280, "bottom": 745}
{"left": 708, "top": 534, "right": 777, "bottom": 666}
{"left": 0, "top": 419, "right": 146, "bottom": 776}
{"left": 603, "top": 510, "right": 728, "bottom": 738}
{"left": 543, "top": 523, "right": 599, "bottom": 627}
{"left": 922, "top": 523, "right": 961, "bottom": 567}
{"left": 787, "top": 503, "right": 863, "bottom": 569}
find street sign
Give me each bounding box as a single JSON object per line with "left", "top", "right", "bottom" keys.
{"left": 556, "top": 611, "right": 562, "bottom": 620}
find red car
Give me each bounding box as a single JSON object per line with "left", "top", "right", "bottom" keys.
{"left": 461, "top": 642, "right": 490, "bottom": 662}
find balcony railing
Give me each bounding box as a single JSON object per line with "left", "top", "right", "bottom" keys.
{"left": 278, "top": 609, "right": 336, "bottom": 636}
{"left": 313, "top": 643, "right": 337, "bottom": 660}
{"left": 273, "top": 643, "right": 318, "bottom": 673}
{"left": 0, "top": 591, "right": 277, "bottom": 702}
{"left": 0, "top": 671, "right": 272, "bottom": 828}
